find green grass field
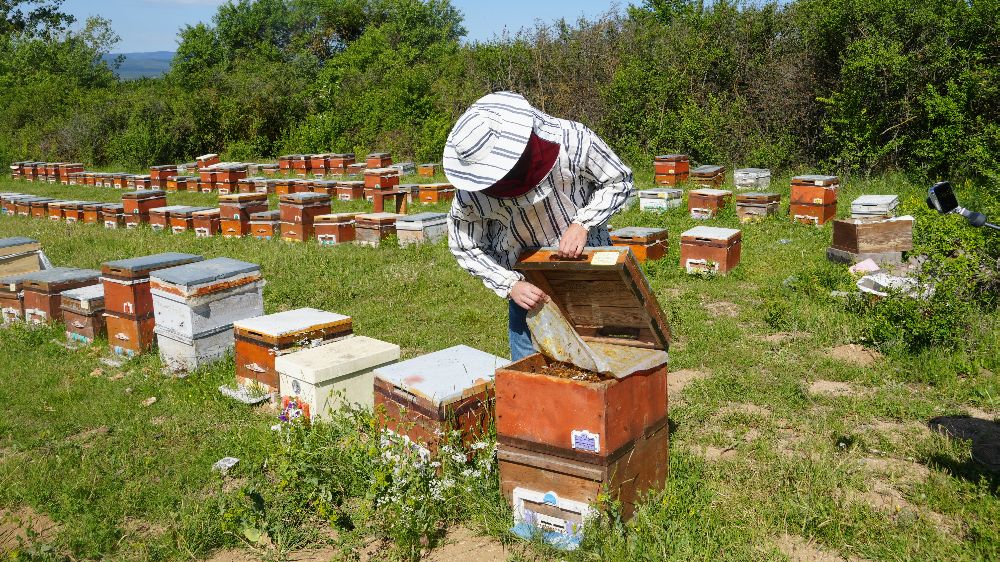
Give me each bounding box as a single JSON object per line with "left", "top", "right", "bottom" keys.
{"left": 0, "top": 171, "right": 997, "bottom": 561}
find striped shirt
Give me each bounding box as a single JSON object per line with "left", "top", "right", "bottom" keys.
{"left": 448, "top": 112, "right": 634, "bottom": 298}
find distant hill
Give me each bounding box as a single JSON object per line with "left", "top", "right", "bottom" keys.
{"left": 103, "top": 51, "right": 174, "bottom": 80}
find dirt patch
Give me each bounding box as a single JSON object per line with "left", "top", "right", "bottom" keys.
{"left": 809, "top": 380, "right": 866, "bottom": 398}
{"left": 862, "top": 457, "right": 930, "bottom": 483}
{"left": 775, "top": 533, "right": 851, "bottom": 562}
{"left": 121, "top": 517, "right": 168, "bottom": 539}
{"left": 426, "top": 526, "right": 510, "bottom": 561}
{"left": 288, "top": 547, "right": 340, "bottom": 561}
{"left": 0, "top": 507, "right": 59, "bottom": 553}
{"left": 693, "top": 445, "right": 737, "bottom": 461}
{"left": 703, "top": 300, "right": 741, "bottom": 318}
{"left": 762, "top": 331, "right": 810, "bottom": 344}
{"left": 716, "top": 402, "right": 772, "bottom": 419}
{"left": 859, "top": 419, "right": 931, "bottom": 450}
{"left": 668, "top": 369, "right": 710, "bottom": 399}
{"left": 203, "top": 549, "right": 258, "bottom": 562}
{"left": 828, "top": 344, "right": 881, "bottom": 367}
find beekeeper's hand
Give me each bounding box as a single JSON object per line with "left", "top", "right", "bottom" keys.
{"left": 558, "top": 223, "right": 588, "bottom": 258}
{"left": 510, "top": 281, "right": 548, "bottom": 310}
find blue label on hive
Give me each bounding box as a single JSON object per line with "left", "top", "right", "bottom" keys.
{"left": 571, "top": 430, "right": 600, "bottom": 453}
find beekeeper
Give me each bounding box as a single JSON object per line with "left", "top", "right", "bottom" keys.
{"left": 444, "top": 91, "right": 634, "bottom": 361}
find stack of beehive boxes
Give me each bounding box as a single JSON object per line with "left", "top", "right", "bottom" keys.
{"left": 279, "top": 192, "right": 331, "bottom": 243}
{"left": 122, "top": 190, "right": 167, "bottom": 229}
{"left": 688, "top": 188, "right": 732, "bottom": 219}
{"left": 653, "top": 154, "right": 690, "bottom": 186}
{"left": 0, "top": 237, "right": 44, "bottom": 277}
{"left": 61, "top": 284, "right": 106, "bottom": 344}
{"left": 735, "top": 192, "right": 781, "bottom": 223}
{"left": 637, "top": 188, "right": 682, "bottom": 212}
{"left": 149, "top": 165, "right": 178, "bottom": 188}
{"left": 219, "top": 193, "right": 269, "bottom": 238}
{"left": 828, "top": 194, "right": 911, "bottom": 265}
{"left": 790, "top": 175, "right": 840, "bottom": 226}
{"left": 150, "top": 257, "right": 264, "bottom": 373}
{"left": 314, "top": 213, "right": 359, "bottom": 246}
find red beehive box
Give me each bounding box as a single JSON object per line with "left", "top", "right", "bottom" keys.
{"left": 790, "top": 203, "right": 837, "bottom": 226}
{"left": 63, "top": 201, "right": 87, "bottom": 223}
{"left": 122, "top": 190, "right": 167, "bottom": 228}
{"left": 364, "top": 168, "right": 400, "bottom": 190}
{"left": 278, "top": 155, "right": 294, "bottom": 172}
{"left": 274, "top": 179, "right": 295, "bottom": 195}
{"left": 170, "top": 206, "right": 214, "bottom": 234}
{"left": 149, "top": 205, "right": 188, "bottom": 232}
{"left": 215, "top": 164, "right": 247, "bottom": 184}
{"left": 680, "top": 226, "right": 742, "bottom": 274}
{"left": 279, "top": 192, "right": 331, "bottom": 242}
{"left": 22, "top": 268, "right": 101, "bottom": 324}
{"left": 0, "top": 272, "right": 37, "bottom": 324}
{"left": 249, "top": 210, "right": 281, "bottom": 240}
{"left": 326, "top": 153, "right": 355, "bottom": 173}
{"left": 101, "top": 253, "right": 204, "bottom": 355}
{"left": 688, "top": 188, "right": 733, "bottom": 219}
{"left": 46, "top": 200, "right": 68, "bottom": 221}
{"left": 311, "top": 180, "right": 338, "bottom": 196}
{"left": 233, "top": 308, "right": 353, "bottom": 391}
{"left": 366, "top": 152, "right": 392, "bottom": 168}
{"left": 291, "top": 154, "right": 312, "bottom": 174}
{"left": 735, "top": 192, "right": 781, "bottom": 223}
{"left": 498, "top": 247, "right": 670, "bottom": 525}
{"left": 315, "top": 213, "right": 359, "bottom": 246}
{"left": 101, "top": 204, "right": 125, "bottom": 229}
{"left": 219, "top": 193, "right": 269, "bottom": 238}
{"left": 82, "top": 202, "right": 104, "bottom": 225}
{"left": 609, "top": 227, "right": 669, "bottom": 263}
{"left": 30, "top": 199, "right": 52, "bottom": 219}
{"left": 653, "top": 154, "right": 690, "bottom": 175}
{"left": 419, "top": 183, "right": 456, "bottom": 204}
{"left": 336, "top": 181, "right": 365, "bottom": 201}
{"left": 61, "top": 284, "right": 106, "bottom": 344}
{"left": 190, "top": 208, "right": 220, "bottom": 237}
{"left": 132, "top": 175, "right": 153, "bottom": 190}
{"left": 374, "top": 345, "right": 509, "bottom": 455}
{"left": 310, "top": 154, "right": 329, "bottom": 173}
{"left": 165, "top": 176, "right": 191, "bottom": 192}
{"left": 237, "top": 178, "right": 255, "bottom": 193}
{"left": 197, "top": 153, "right": 220, "bottom": 168}
{"left": 347, "top": 162, "right": 366, "bottom": 175}
{"left": 149, "top": 165, "right": 178, "bottom": 188}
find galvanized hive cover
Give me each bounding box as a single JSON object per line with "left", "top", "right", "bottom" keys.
{"left": 151, "top": 257, "right": 260, "bottom": 291}
{"left": 682, "top": 225, "right": 741, "bottom": 241}
{"left": 103, "top": 253, "right": 204, "bottom": 277}
{"left": 610, "top": 227, "right": 668, "bottom": 240}
{"left": 234, "top": 308, "right": 350, "bottom": 338}
{"left": 61, "top": 284, "right": 105, "bottom": 305}
{"left": 397, "top": 212, "right": 447, "bottom": 226}
{"left": 374, "top": 345, "right": 510, "bottom": 406}
{"left": 0, "top": 237, "right": 39, "bottom": 249}
{"left": 123, "top": 190, "right": 166, "bottom": 199}
{"left": 639, "top": 188, "right": 682, "bottom": 199}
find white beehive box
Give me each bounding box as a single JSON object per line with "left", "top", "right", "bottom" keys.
{"left": 155, "top": 325, "right": 235, "bottom": 373}
{"left": 733, "top": 168, "right": 771, "bottom": 190}
{"left": 638, "top": 188, "right": 683, "bottom": 212}
{"left": 851, "top": 194, "right": 899, "bottom": 218}
{"left": 396, "top": 212, "right": 448, "bottom": 246}
{"left": 275, "top": 336, "right": 401, "bottom": 418}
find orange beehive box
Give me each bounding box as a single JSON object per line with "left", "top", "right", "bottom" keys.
{"left": 790, "top": 203, "right": 837, "bottom": 225}
{"left": 148, "top": 205, "right": 187, "bottom": 232}
{"left": 609, "top": 227, "right": 669, "bottom": 263}
{"left": 149, "top": 165, "right": 178, "bottom": 187}
{"left": 22, "top": 268, "right": 101, "bottom": 324}
{"left": 101, "top": 253, "right": 204, "bottom": 318}
{"left": 169, "top": 206, "right": 214, "bottom": 234}
{"left": 336, "top": 181, "right": 365, "bottom": 201}
{"left": 688, "top": 188, "right": 733, "bottom": 219}
{"left": 364, "top": 167, "right": 400, "bottom": 189}
{"left": 326, "top": 153, "right": 355, "bottom": 171}
{"left": 314, "top": 213, "right": 359, "bottom": 246}
{"left": 366, "top": 152, "right": 392, "bottom": 168}
{"left": 196, "top": 153, "right": 220, "bottom": 168}
{"left": 82, "top": 202, "right": 104, "bottom": 224}
{"left": 417, "top": 163, "right": 439, "bottom": 177}
{"left": 101, "top": 204, "right": 125, "bottom": 229}
{"left": 311, "top": 180, "right": 338, "bottom": 196}
{"left": 679, "top": 226, "right": 742, "bottom": 274}
{"left": 193, "top": 208, "right": 221, "bottom": 237}
{"left": 419, "top": 183, "right": 456, "bottom": 204}
{"left": 249, "top": 210, "right": 280, "bottom": 240}
{"left": 122, "top": 190, "right": 167, "bottom": 228}
{"left": 653, "top": 154, "right": 690, "bottom": 175}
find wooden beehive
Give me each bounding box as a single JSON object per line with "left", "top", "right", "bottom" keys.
{"left": 219, "top": 193, "right": 269, "bottom": 238}
{"left": 395, "top": 212, "right": 448, "bottom": 246}
{"left": 790, "top": 203, "right": 837, "bottom": 226}
{"left": 638, "top": 188, "right": 682, "bottom": 212}
{"left": 374, "top": 345, "right": 510, "bottom": 453}
{"left": 249, "top": 210, "right": 281, "bottom": 240}
{"left": 193, "top": 208, "right": 221, "bottom": 237}
{"left": 82, "top": 202, "right": 104, "bottom": 225}
{"left": 609, "top": 227, "right": 669, "bottom": 263}
{"left": 690, "top": 165, "right": 725, "bottom": 188}
{"left": 314, "top": 213, "right": 359, "bottom": 246}
{"left": 29, "top": 198, "right": 52, "bottom": 219}
{"left": 169, "top": 206, "right": 214, "bottom": 234}
{"left": 149, "top": 205, "right": 189, "bottom": 232}
{"left": 418, "top": 163, "right": 439, "bottom": 177}
{"left": 355, "top": 212, "right": 402, "bottom": 247}
{"left": 102, "top": 252, "right": 205, "bottom": 319}
{"left": 364, "top": 167, "right": 400, "bottom": 190}
{"left": 688, "top": 188, "right": 733, "bottom": 219}
{"left": 122, "top": 190, "right": 167, "bottom": 228}
{"left": 233, "top": 308, "right": 354, "bottom": 391}
{"left": 46, "top": 200, "right": 69, "bottom": 221}
{"left": 22, "top": 268, "right": 101, "bottom": 324}
{"left": 0, "top": 237, "right": 42, "bottom": 278}
{"left": 831, "top": 216, "right": 914, "bottom": 255}
{"left": 326, "top": 153, "right": 355, "bottom": 172}
{"left": 336, "top": 181, "right": 365, "bottom": 201}
{"left": 197, "top": 153, "right": 220, "bottom": 168}
{"left": 150, "top": 257, "right": 264, "bottom": 373}
{"left": 851, "top": 195, "right": 899, "bottom": 219}
{"left": 733, "top": 168, "right": 771, "bottom": 190}
{"left": 498, "top": 246, "right": 670, "bottom": 526}
{"left": 680, "top": 226, "right": 742, "bottom": 274}
{"left": 101, "top": 204, "right": 125, "bottom": 229}
{"left": 419, "top": 183, "right": 456, "bottom": 204}
{"left": 735, "top": 192, "right": 781, "bottom": 223}
{"left": 61, "top": 284, "right": 106, "bottom": 344}
{"left": 279, "top": 192, "right": 331, "bottom": 242}
{"left": 0, "top": 272, "right": 35, "bottom": 324}
{"left": 653, "top": 154, "right": 690, "bottom": 177}
{"left": 366, "top": 152, "right": 392, "bottom": 168}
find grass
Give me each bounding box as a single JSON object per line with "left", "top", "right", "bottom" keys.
{"left": 0, "top": 170, "right": 998, "bottom": 561}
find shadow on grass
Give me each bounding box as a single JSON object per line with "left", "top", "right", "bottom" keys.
{"left": 928, "top": 415, "right": 1000, "bottom": 492}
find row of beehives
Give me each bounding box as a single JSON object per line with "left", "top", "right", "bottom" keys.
{"left": 0, "top": 189, "right": 451, "bottom": 247}
{"left": 0, "top": 239, "right": 670, "bottom": 550}
{"left": 652, "top": 154, "right": 773, "bottom": 190}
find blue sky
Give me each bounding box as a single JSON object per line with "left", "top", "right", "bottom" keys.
{"left": 61, "top": 0, "right": 624, "bottom": 53}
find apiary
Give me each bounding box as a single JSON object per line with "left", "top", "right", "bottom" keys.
{"left": 609, "top": 227, "right": 669, "bottom": 263}
{"left": 150, "top": 257, "right": 265, "bottom": 373}
{"left": 395, "top": 212, "right": 448, "bottom": 246}
{"left": 193, "top": 208, "right": 221, "bottom": 237}
{"left": 122, "top": 190, "right": 167, "bottom": 228}
{"left": 679, "top": 226, "right": 742, "bottom": 274}
{"left": 637, "top": 188, "right": 682, "bottom": 212}
{"left": 734, "top": 168, "right": 771, "bottom": 190}
{"left": 219, "top": 193, "right": 269, "bottom": 238}
{"left": 101, "top": 204, "right": 125, "bottom": 229}
{"left": 827, "top": 215, "right": 914, "bottom": 265}
{"left": 102, "top": 253, "right": 204, "bottom": 356}
{"left": 0, "top": 237, "right": 43, "bottom": 277}
{"left": 851, "top": 195, "right": 899, "bottom": 219}
{"left": 690, "top": 165, "right": 725, "bottom": 188}
{"left": 735, "top": 192, "right": 781, "bottom": 223}
{"left": 249, "top": 210, "right": 281, "bottom": 240}
{"left": 355, "top": 212, "right": 403, "bottom": 247}
{"left": 497, "top": 247, "right": 670, "bottom": 539}
{"left": 688, "top": 188, "right": 732, "bottom": 219}
{"left": 234, "top": 308, "right": 354, "bottom": 391}
{"left": 419, "top": 183, "right": 456, "bottom": 204}
{"left": 374, "top": 345, "right": 509, "bottom": 454}
{"left": 314, "top": 213, "right": 359, "bottom": 246}
{"left": 61, "top": 284, "right": 106, "bottom": 344}
{"left": 279, "top": 192, "right": 331, "bottom": 242}
{"left": 22, "top": 267, "right": 101, "bottom": 324}
{"left": 653, "top": 154, "right": 689, "bottom": 186}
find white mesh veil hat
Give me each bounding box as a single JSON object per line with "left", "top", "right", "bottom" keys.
{"left": 442, "top": 91, "right": 536, "bottom": 192}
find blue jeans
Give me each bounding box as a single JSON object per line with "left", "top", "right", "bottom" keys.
{"left": 508, "top": 300, "right": 536, "bottom": 362}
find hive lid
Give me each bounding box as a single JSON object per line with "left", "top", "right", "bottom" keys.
{"left": 61, "top": 283, "right": 104, "bottom": 304}
{"left": 100, "top": 203, "right": 124, "bottom": 212}
{"left": 122, "top": 189, "right": 166, "bottom": 199}
{"left": 397, "top": 212, "right": 447, "bottom": 224}
{"left": 655, "top": 154, "right": 688, "bottom": 161}
{"left": 26, "top": 197, "right": 55, "bottom": 204}
{"left": 364, "top": 167, "right": 398, "bottom": 175}
{"left": 276, "top": 335, "right": 399, "bottom": 386}
{"left": 151, "top": 257, "right": 260, "bottom": 289}
{"left": 234, "top": 308, "right": 351, "bottom": 338}
{"left": 193, "top": 208, "right": 221, "bottom": 217}
{"left": 315, "top": 213, "right": 359, "bottom": 223}
{"left": 852, "top": 194, "right": 899, "bottom": 207}
{"left": 367, "top": 152, "right": 390, "bottom": 158}
{"left": 150, "top": 205, "right": 191, "bottom": 215}
{"left": 610, "top": 227, "right": 669, "bottom": 242}
{"left": 22, "top": 267, "right": 101, "bottom": 292}
{"left": 638, "top": 188, "right": 682, "bottom": 198}
{"left": 681, "top": 226, "right": 741, "bottom": 242}
{"left": 0, "top": 237, "right": 39, "bottom": 250}
{"left": 279, "top": 192, "right": 331, "bottom": 204}
{"left": 219, "top": 193, "right": 268, "bottom": 203}
{"left": 250, "top": 210, "right": 281, "bottom": 220}
{"left": 691, "top": 165, "right": 724, "bottom": 175}
{"left": 357, "top": 212, "right": 403, "bottom": 224}
{"left": 736, "top": 192, "right": 781, "bottom": 203}
{"left": 515, "top": 247, "right": 671, "bottom": 351}
{"left": 102, "top": 253, "right": 204, "bottom": 277}
{"left": 171, "top": 206, "right": 215, "bottom": 217}
{"left": 690, "top": 188, "right": 732, "bottom": 196}
{"left": 0, "top": 271, "right": 37, "bottom": 293}
{"left": 374, "top": 345, "right": 509, "bottom": 406}
{"left": 792, "top": 174, "right": 839, "bottom": 185}
{"left": 337, "top": 180, "right": 365, "bottom": 187}
{"left": 735, "top": 168, "right": 770, "bottom": 175}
